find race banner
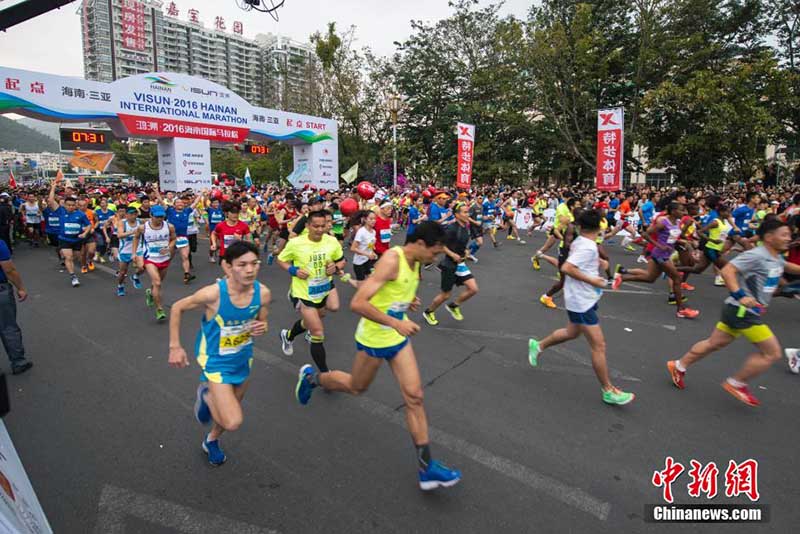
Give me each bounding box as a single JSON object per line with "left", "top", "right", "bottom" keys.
{"left": 596, "top": 108, "right": 624, "bottom": 191}
{"left": 513, "top": 208, "right": 535, "bottom": 231}
{"left": 456, "top": 122, "right": 475, "bottom": 190}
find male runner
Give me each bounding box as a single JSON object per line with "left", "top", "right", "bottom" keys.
{"left": 277, "top": 210, "right": 345, "bottom": 372}
{"left": 211, "top": 201, "right": 251, "bottom": 260}
{"left": 667, "top": 218, "right": 800, "bottom": 406}
{"left": 422, "top": 202, "right": 479, "bottom": 325}
{"left": 169, "top": 241, "right": 270, "bottom": 465}
{"left": 528, "top": 209, "right": 635, "bottom": 405}
{"left": 205, "top": 197, "right": 224, "bottom": 263}
{"left": 132, "top": 205, "right": 176, "bottom": 321}
{"left": 294, "top": 221, "right": 462, "bottom": 490}
{"left": 115, "top": 206, "right": 144, "bottom": 296}
{"left": 47, "top": 181, "right": 92, "bottom": 287}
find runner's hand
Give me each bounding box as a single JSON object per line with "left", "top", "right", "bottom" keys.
{"left": 325, "top": 262, "right": 337, "bottom": 275}
{"left": 16, "top": 289, "right": 27, "bottom": 302}
{"left": 296, "top": 269, "right": 310, "bottom": 280}
{"left": 591, "top": 277, "right": 607, "bottom": 288}
{"left": 739, "top": 296, "right": 758, "bottom": 309}
{"left": 209, "top": 243, "right": 216, "bottom": 251}
{"left": 249, "top": 320, "right": 267, "bottom": 336}
{"left": 408, "top": 296, "right": 422, "bottom": 312}
{"left": 168, "top": 346, "right": 190, "bottom": 368}
{"left": 394, "top": 319, "right": 420, "bottom": 337}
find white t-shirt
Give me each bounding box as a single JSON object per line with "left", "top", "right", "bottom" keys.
{"left": 352, "top": 226, "right": 376, "bottom": 266}
{"left": 564, "top": 235, "right": 603, "bottom": 313}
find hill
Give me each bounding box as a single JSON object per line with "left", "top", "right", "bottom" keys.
{"left": 16, "top": 117, "right": 61, "bottom": 141}
{"left": 0, "top": 115, "right": 59, "bottom": 152}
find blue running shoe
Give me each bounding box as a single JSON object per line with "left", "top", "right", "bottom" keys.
{"left": 194, "top": 383, "right": 211, "bottom": 425}
{"left": 117, "top": 285, "right": 126, "bottom": 297}
{"left": 202, "top": 437, "right": 226, "bottom": 466}
{"left": 267, "top": 253, "right": 274, "bottom": 265}
{"left": 295, "top": 364, "right": 315, "bottom": 405}
{"left": 132, "top": 274, "right": 142, "bottom": 289}
{"left": 418, "top": 460, "right": 462, "bottom": 490}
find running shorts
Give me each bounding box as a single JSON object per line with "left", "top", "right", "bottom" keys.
{"left": 567, "top": 303, "right": 599, "bottom": 326}
{"left": 47, "top": 233, "right": 59, "bottom": 247}
{"left": 357, "top": 338, "right": 409, "bottom": 360}
{"left": 188, "top": 234, "right": 198, "bottom": 253}
{"left": 197, "top": 354, "right": 252, "bottom": 385}
{"left": 353, "top": 260, "right": 375, "bottom": 281}
{"left": 290, "top": 294, "right": 328, "bottom": 310}
{"left": 440, "top": 264, "right": 473, "bottom": 292}
{"left": 58, "top": 239, "right": 82, "bottom": 252}
{"left": 704, "top": 246, "right": 721, "bottom": 263}
{"left": 715, "top": 304, "right": 773, "bottom": 343}
{"left": 144, "top": 259, "right": 170, "bottom": 270}
{"left": 118, "top": 252, "right": 133, "bottom": 264}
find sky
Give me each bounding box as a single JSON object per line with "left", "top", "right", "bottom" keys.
{"left": 0, "top": 0, "right": 535, "bottom": 78}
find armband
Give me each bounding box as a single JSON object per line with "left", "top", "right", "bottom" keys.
{"left": 730, "top": 289, "right": 746, "bottom": 300}
{"left": 288, "top": 266, "right": 299, "bottom": 277}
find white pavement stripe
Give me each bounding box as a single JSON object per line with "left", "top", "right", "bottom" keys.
{"left": 434, "top": 326, "right": 642, "bottom": 383}
{"left": 252, "top": 347, "right": 612, "bottom": 521}
{"left": 93, "top": 484, "right": 278, "bottom": 534}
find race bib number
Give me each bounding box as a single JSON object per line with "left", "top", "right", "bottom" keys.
{"left": 223, "top": 234, "right": 237, "bottom": 246}
{"left": 456, "top": 262, "right": 472, "bottom": 277}
{"left": 219, "top": 323, "right": 252, "bottom": 356}
{"left": 380, "top": 229, "right": 392, "bottom": 244}
{"left": 308, "top": 277, "right": 332, "bottom": 298}
{"left": 383, "top": 302, "right": 410, "bottom": 329}
{"left": 763, "top": 268, "right": 781, "bottom": 298}
{"left": 63, "top": 222, "right": 81, "bottom": 235}
{"left": 667, "top": 228, "right": 682, "bottom": 244}
{"left": 148, "top": 240, "right": 168, "bottom": 254}
{"left": 176, "top": 236, "right": 189, "bottom": 248}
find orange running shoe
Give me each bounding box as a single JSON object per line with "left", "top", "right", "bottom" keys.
{"left": 81, "top": 265, "right": 88, "bottom": 274}
{"left": 667, "top": 360, "right": 685, "bottom": 389}
{"left": 88, "top": 262, "right": 96, "bottom": 272}
{"left": 680, "top": 282, "right": 695, "bottom": 291}
{"left": 722, "top": 381, "right": 760, "bottom": 407}
{"left": 676, "top": 307, "right": 700, "bottom": 319}
{"left": 539, "top": 294, "right": 556, "bottom": 309}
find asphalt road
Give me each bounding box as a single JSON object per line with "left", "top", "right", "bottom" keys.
{"left": 3, "top": 230, "right": 799, "bottom": 533}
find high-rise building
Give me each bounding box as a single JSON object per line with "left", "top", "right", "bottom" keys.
{"left": 80, "top": 0, "right": 315, "bottom": 110}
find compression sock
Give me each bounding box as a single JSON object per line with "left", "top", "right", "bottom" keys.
{"left": 416, "top": 443, "right": 432, "bottom": 470}
{"left": 287, "top": 319, "right": 306, "bottom": 341}
{"left": 310, "top": 335, "right": 328, "bottom": 372}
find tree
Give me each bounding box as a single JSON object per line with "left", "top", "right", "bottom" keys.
{"left": 111, "top": 141, "right": 159, "bottom": 183}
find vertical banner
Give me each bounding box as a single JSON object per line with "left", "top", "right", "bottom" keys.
{"left": 157, "top": 137, "right": 211, "bottom": 191}
{"left": 596, "top": 108, "right": 624, "bottom": 191}
{"left": 120, "top": 0, "right": 146, "bottom": 51}
{"left": 456, "top": 122, "right": 475, "bottom": 190}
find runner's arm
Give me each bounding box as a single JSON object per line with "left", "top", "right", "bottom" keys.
{"left": 169, "top": 285, "right": 220, "bottom": 367}
{"left": 168, "top": 224, "right": 177, "bottom": 252}
{"left": 47, "top": 181, "right": 59, "bottom": 210}
{"left": 561, "top": 261, "right": 605, "bottom": 288}
{"left": 131, "top": 225, "right": 143, "bottom": 252}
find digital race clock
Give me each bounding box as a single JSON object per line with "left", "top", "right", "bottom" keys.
{"left": 244, "top": 143, "right": 271, "bottom": 155}
{"left": 59, "top": 128, "right": 116, "bottom": 151}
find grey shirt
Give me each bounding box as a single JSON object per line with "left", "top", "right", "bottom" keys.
{"left": 723, "top": 245, "right": 785, "bottom": 313}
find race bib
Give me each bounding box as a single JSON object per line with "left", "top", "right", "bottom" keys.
{"left": 456, "top": 262, "right": 472, "bottom": 277}
{"left": 176, "top": 236, "right": 189, "bottom": 248}
{"left": 383, "top": 302, "right": 410, "bottom": 329}
{"left": 63, "top": 222, "right": 81, "bottom": 235}
{"left": 223, "top": 234, "right": 237, "bottom": 246}
{"left": 147, "top": 240, "right": 168, "bottom": 254}
{"left": 219, "top": 323, "right": 252, "bottom": 356}
{"left": 380, "top": 229, "right": 392, "bottom": 244}
{"left": 308, "top": 277, "right": 332, "bottom": 298}
{"left": 667, "top": 228, "right": 682, "bottom": 244}
{"left": 763, "top": 268, "right": 781, "bottom": 297}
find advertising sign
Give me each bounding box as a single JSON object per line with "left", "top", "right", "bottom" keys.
{"left": 456, "top": 122, "right": 475, "bottom": 190}
{"left": 158, "top": 137, "right": 211, "bottom": 191}
{"left": 596, "top": 108, "right": 624, "bottom": 191}
{"left": 120, "top": 0, "right": 146, "bottom": 51}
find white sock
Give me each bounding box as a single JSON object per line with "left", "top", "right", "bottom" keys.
{"left": 726, "top": 377, "right": 746, "bottom": 388}
{"left": 675, "top": 360, "right": 686, "bottom": 372}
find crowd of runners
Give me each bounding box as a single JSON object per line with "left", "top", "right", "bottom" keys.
{"left": 1, "top": 176, "right": 799, "bottom": 491}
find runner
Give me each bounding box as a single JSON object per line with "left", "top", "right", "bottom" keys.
{"left": 528, "top": 209, "right": 635, "bottom": 405}
{"left": 78, "top": 198, "right": 98, "bottom": 274}
{"left": 538, "top": 200, "right": 580, "bottom": 309}
{"left": 205, "top": 196, "right": 224, "bottom": 263}
{"left": 132, "top": 205, "right": 176, "bottom": 322}
{"left": 467, "top": 194, "right": 483, "bottom": 261}
{"left": 20, "top": 193, "right": 43, "bottom": 247}
{"left": 351, "top": 210, "right": 378, "bottom": 286}
{"left": 47, "top": 181, "right": 92, "bottom": 287}
{"left": 422, "top": 202, "right": 479, "bottom": 325}
{"left": 533, "top": 196, "right": 576, "bottom": 270}
{"left": 373, "top": 201, "right": 394, "bottom": 257}
{"left": 210, "top": 201, "right": 252, "bottom": 260}
{"left": 115, "top": 206, "right": 144, "bottom": 296}
{"left": 277, "top": 210, "right": 345, "bottom": 373}
{"left": 160, "top": 192, "right": 201, "bottom": 285}
{"left": 293, "top": 221, "right": 462, "bottom": 490}
{"left": 678, "top": 199, "right": 732, "bottom": 286}
{"left": 42, "top": 200, "right": 64, "bottom": 269}
{"left": 168, "top": 241, "right": 270, "bottom": 466}
{"left": 667, "top": 218, "right": 800, "bottom": 406}
{"left": 93, "top": 197, "right": 116, "bottom": 263}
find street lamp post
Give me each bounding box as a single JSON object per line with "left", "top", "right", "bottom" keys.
{"left": 387, "top": 91, "right": 402, "bottom": 189}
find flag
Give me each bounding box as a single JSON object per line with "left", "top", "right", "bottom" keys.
{"left": 69, "top": 151, "right": 114, "bottom": 172}
{"left": 285, "top": 162, "right": 310, "bottom": 189}
{"left": 7, "top": 170, "right": 16, "bottom": 189}
{"left": 595, "top": 108, "right": 624, "bottom": 191}
{"left": 340, "top": 162, "right": 358, "bottom": 184}
{"left": 244, "top": 167, "right": 253, "bottom": 188}
{"left": 55, "top": 168, "right": 64, "bottom": 183}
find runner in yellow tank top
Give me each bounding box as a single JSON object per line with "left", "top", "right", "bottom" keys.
{"left": 293, "top": 222, "right": 463, "bottom": 491}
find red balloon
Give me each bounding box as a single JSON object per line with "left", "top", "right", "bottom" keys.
{"left": 340, "top": 197, "right": 359, "bottom": 217}
{"left": 422, "top": 190, "right": 432, "bottom": 199}
{"left": 357, "top": 181, "right": 376, "bottom": 200}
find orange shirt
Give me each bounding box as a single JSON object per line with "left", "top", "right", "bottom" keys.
{"left": 619, "top": 200, "right": 632, "bottom": 216}
{"left": 84, "top": 209, "right": 97, "bottom": 229}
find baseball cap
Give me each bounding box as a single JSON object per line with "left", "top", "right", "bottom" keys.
{"left": 151, "top": 205, "right": 166, "bottom": 217}
{"left": 126, "top": 206, "right": 138, "bottom": 214}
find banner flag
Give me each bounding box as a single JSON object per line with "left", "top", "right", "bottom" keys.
{"left": 456, "top": 123, "right": 475, "bottom": 190}
{"left": 244, "top": 167, "right": 253, "bottom": 188}
{"left": 69, "top": 151, "right": 114, "bottom": 172}
{"left": 340, "top": 162, "right": 358, "bottom": 184}
{"left": 596, "top": 108, "right": 624, "bottom": 191}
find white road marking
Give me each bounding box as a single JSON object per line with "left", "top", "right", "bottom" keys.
{"left": 93, "top": 484, "right": 278, "bottom": 534}
{"left": 252, "top": 347, "right": 612, "bottom": 521}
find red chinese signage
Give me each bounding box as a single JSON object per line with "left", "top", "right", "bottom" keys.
{"left": 595, "top": 107, "right": 623, "bottom": 191}
{"left": 118, "top": 114, "right": 249, "bottom": 143}
{"left": 456, "top": 122, "right": 475, "bottom": 190}
{"left": 120, "top": 0, "right": 146, "bottom": 51}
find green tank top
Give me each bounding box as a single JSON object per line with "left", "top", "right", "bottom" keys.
{"left": 706, "top": 218, "right": 730, "bottom": 251}
{"left": 355, "top": 246, "right": 419, "bottom": 348}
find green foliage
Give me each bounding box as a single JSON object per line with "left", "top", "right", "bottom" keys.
{"left": 111, "top": 141, "right": 159, "bottom": 183}
{"left": 0, "top": 116, "right": 59, "bottom": 152}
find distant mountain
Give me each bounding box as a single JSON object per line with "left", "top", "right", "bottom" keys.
{"left": 0, "top": 115, "right": 59, "bottom": 152}
{"left": 16, "top": 117, "right": 60, "bottom": 141}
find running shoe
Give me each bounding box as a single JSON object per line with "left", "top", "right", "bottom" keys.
{"left": 667, "top": 294, "right": 688, "bottom": 305}
{"left": 621, "top": 236, "right": 632, "bottom": 248}
{"left": 88, "top": 262, "right": 95, "bottom": 272}
{"left": 422, "top": 310, "right": 439, "bottom": 326}
{"left": 517, "top": 239, "right": 526, "bottom": 245}
{"left": 506, "top": 235, "right": 516, "bottom": 240}
{"left": 602, "top": 388, "right": 635, "bottom": 405}
{"left": 625, "top": 245, "right": 636, "bottom": 252}
{"left": 667, "top": 360, "right": 685, "bottom": 389}
{"left": 676, "top": 307, "right": 700, "bottom": 319}
{"left": 71, "top": 275, "right": 80, "bottom": 287}
{"left": 612, "top": 266, "right": 623, "bottom": 290}
{"left": 418, "top": 460, "right": 462, "bottom": 490}
{"left": 681, "top": 282, "right": 695, "bottom": 291}
{"left": 467, "top": 254, "right": 478, "bottom": 262}
{"left": 531, "top": 256, "right": 541, "bottom": 270}
{"left": 295, "top": 364, "right": 315, "bottom": 405}
{"left": 636, "top": 255, "right": 648, "bottom": 264}
{"left": 539, "top": 294, "right": 556, "bottom": 309}
{"left": 117, "top": 285, "right": 125, "bottom": 297}
{"left": 446, "top": 304, "right": 464, "bottom": 321}
{"left": 280, "top": 329, "right": 294, "bottom": 356}
{"left": 132, "top": 275, "right": 142, "bottom": 289}
{"left": 194, "top": 383, "right": 211, "bottom": 425}
{"left": 267, "top": 253, "right": 274, "bottom": 265}
{"left": 156, "top": 308, "right": 167, "bottom": 322}
{"left": 81, "top": 265, "right": 88, "bottom": 274}
{"left": 722, "top": 381, "right": 760, "bottom": 407}
{"left": 528, "top": 338, "right": 540, "bottom": 367}
{"left": 202, "top": 437, "right": 226, "bottom": 466}
{"left": 714, "top": 275, "right": 725, "bottom": 286}
{"left": 785, "top": 348, "right": 800, "bottom": 374}
{"left": 98, "top": 255, "right": 107, "bottom": 264}
{"left": 145, "top": 288, "right": 154, "bottom": 307}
